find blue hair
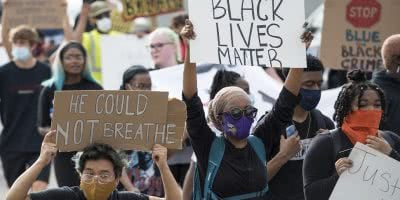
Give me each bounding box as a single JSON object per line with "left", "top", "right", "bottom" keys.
{"left": 42, "top": 41, "right": 98, "bottom": 90}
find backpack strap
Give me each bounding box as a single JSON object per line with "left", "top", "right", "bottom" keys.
{"left": 247, "top": 135, "right": 266, "bottom": 165}
{"left": 193, "top": 163, "right": 202, "bottom": 200}
{"left": 203, "top": 136, "right": 225, "bottom": 199}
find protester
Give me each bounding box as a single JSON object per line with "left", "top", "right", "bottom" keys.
{"left": 148, "top": 28, "right": 181, "bottom": 69}
{"left": 264, "top": 55, "right": 334, "bottom": 200}
{"left": 118, "top": 65, "right": 165, "bottom": 196}
{"left": 181, "top": 19, "right": 312, "bottom": 199}
{"left": 0, "top": 25, "right": 51, "bottom": 191}
{"left": 182, "top": 69, "right": 251, "bottom": 200}
{"left": 37, "top": 41, "right": 102, "bottom": 187}
{"left": 6, "top": 131, "right": 183, "bottom": 200}
{"left": 171, "top": 14, "right": 188, "bottom": 62}
{"left": 73, "top": 1, "right": 120, "bottom": 83}
{"left": 303, "top": 70, "right": 400, "bottom": 200}
{"left": 372, "top": 34, "right": 400, "bottom": 135}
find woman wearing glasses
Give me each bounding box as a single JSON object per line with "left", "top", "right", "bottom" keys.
{"left": 148, "top": 28, "right": 182, "bottom": 70}
{"left": 181, "top": 20, "right": 312, "bottom": 199}
{"left": 37, "top": 42, "right": 102, "bottom": 187}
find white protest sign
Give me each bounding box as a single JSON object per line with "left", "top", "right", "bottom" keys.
{"left": 101, "top": 35, "right": 154, "bottom": 90}
{"left": 188, "top": 0, "right": 307, "bottom": 68}
{"left": 330, "top": 143, "right": 400, "bottom": 200}
{"left": 151, "top": 64, "right": 284, "bottom": 121}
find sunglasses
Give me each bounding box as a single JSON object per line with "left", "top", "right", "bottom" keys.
{"left": 221, "top": 106, "right": 258, "bottom": 120}
{"left": 95, "top": 12, "right": 110, "bottom": 20}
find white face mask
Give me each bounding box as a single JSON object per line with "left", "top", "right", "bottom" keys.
{"left": 96, "top": 18, "right": 112, "bottom": 33}
{"left": 12, "top": 46, "right": 31, "bottom": 61}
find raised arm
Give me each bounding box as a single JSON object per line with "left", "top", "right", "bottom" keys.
{"left": 181, "top": 20, "right": 197, "bottom": 100}
{"left": 150, "top": 144, "right": 182, "bottom": 200}
{"left": 6, "top": 131, "right": 58, "bottom": 200}
{"left": 1, "top": 0, "right": 12, "bottom": 59}
{"left": 72, "top": 2, "right": 90, "bottom": 42}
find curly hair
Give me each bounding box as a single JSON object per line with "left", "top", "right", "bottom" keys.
{"left": 333, "top": 70, "right": 386, "bottom": 127}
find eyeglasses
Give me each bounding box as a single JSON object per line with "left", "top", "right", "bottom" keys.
{"left": 81, "top": 173, "right": 114, "bottom": 184}
{"left": 221, "top": 106, "right": 258, "bottom": 120}
{"left": 127, "top": 83, "right": 152, "bottom": 90}
{"left": 64, "top": 55, "right": 84, "bottom": 61}
{"left": 148, "top": 42, "right": 174, "bottom": 51}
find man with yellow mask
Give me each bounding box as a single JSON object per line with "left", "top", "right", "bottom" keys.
{"left": 6, "top": 131, "right": 183, "bottom": 200}
{"left": 76, "top": 1, "right": 120, "bottom": 84}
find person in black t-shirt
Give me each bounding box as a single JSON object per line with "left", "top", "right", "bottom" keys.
{"left": 6, "top": 131, "right": 183, "bottom": 200}
{"left": 37, "top": 41, "right": 102, "bottom": 187}
{"left": 0, "top": 25, "right": 51, "bottom": 192}
{"left": 262, "top": 55, "right": 335, "bottom": 200}
{"left": 303, "top": 70, "right": 400, "bottom": 200}
{"left": 181, "top": 20, "right": 313, "bottom": 199}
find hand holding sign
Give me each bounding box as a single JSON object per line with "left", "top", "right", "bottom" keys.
{"left": 335, "top": 158, "right": 353, "bottom": 176}
{"left": 301, "top": 29, "right": 314, "bottom": 50}
{"left": 38, "top": 130, "right": 58, "bottom": 166}
{"left": 152, "top": 144, "right": 168, "bottom": 169}
{"left": 180, "top": 20, "right": 197, "bottom": 41}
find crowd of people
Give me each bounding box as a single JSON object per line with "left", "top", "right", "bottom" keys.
{"left": 0, "top": 0, "right": 400, "bottom": 200}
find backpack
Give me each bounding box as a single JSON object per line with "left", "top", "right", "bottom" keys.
{"left": 193, "top": 135, "right": 269, "bottom": 200}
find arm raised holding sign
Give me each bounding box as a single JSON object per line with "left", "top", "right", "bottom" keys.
{"left": 6, "top": 131, "right": 58, "bottom": 200}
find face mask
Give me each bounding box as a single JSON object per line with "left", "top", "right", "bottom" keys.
{"left": 96, "top": 18, "right": 112, "bottom": 32}
{"left": 299, "top": 88, "right": 321, "bottom": 111}
{"left": 222, "top": 113, "right": 254, "bottom": 140}
{"left": 341, "top": 110, "right": 382, "bottom": 144}
{"left": 12, "top": 46, "right": 31, "bottom": 61}
{"left": 80, "top": 180, "right": 116, "bottom": 200}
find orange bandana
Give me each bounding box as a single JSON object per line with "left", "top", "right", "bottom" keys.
{"left": 341, "top": 110, "right": 382, "bottom": 144}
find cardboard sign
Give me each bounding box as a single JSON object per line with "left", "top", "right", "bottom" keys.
{"left": 329, "top": 143, "right": 400, "bottom": 200}
{"left": 51, "top": 91, "right": 186, "bottom": 152}
{"left": 188, "top": 0, "right": 307, "bottom": 68}
{"left": 6, "top": 0, "right": 64, "bottom": 29}
{"left": 320, "top": 0, "right": 400, "bottom": 71}
{"left": 122, "top": 0, "right": 184, "bottom": 20}
{"left": 101, "top": 35, "right": 154, "bottom": 90}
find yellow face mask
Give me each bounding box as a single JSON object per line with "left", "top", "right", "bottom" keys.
{"left": 80, "top": 180, "right": 116, "bottom": 200}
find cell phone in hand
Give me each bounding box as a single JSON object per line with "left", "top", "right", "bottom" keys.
{"left": 286, "top": 125, "right": 296, "bottom": 138}
{"left": 337, "top": 148, "right": 352, "bottom": 159}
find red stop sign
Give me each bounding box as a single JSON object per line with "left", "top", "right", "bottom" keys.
{"left": 346, "top": 0, "right": 381, "bottom": 28}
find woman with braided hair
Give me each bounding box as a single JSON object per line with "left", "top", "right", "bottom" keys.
{"left": 303, "top": 69, "right": 400, "bottom": 200}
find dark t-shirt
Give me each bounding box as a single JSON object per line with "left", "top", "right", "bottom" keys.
{"left": 259, "top": 109, "right": 334, "bottom": 200}
{"left": 184, "top": 87, "right": 301, "bottom": 199}
{"left": 303, "top": 129, "right": 400, "bottom": 200}
{"left": 37, "top": 79, "right": 103, "bottom": 127}
{"left": 30, "top": 186, "right": 149, "bottom": 200}
{"left": 0, "top": 61, "right": 51, "bottom": 152}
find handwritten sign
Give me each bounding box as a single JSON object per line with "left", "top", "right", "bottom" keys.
{"left": 320, "top": 0, "right": 400, "bottom": 71}
{"left": 51, "top": 91, "right": 186, "bottom": 152}
{"left": 329, "top": 143, "right": 400, "bottom": 200}
{"left": 188, "top": 0, "right": 307, "bottom": 68}
{"left": 122, "top": 0, "right": 184, "bottom": 20}
{"left": 6, "top": 0, "right": 63, "bottom": 29}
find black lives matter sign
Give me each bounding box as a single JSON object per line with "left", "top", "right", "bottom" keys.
{"left": 189, "top": 0, "right": 307, "bottom": 68}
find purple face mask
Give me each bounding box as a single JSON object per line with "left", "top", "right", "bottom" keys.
{"left": 222, "top": 113, "right": 254, "bottom": 140}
